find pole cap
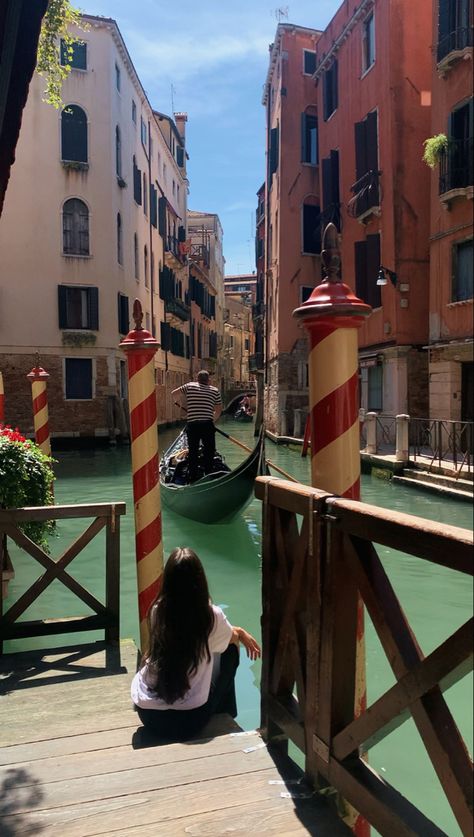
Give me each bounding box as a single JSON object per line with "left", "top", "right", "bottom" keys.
{"left": 293, "top": 223, "right": 372, "bottom": 326}
{"left": 27, "top": 354, "right": 50, "bottom": 381}
{"left": 119, "top": 299, "right": 160, "bottom": 352}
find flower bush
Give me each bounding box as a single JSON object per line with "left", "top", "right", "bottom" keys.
{"left": 0, "top": 425, "right": 55, "bottom": 548}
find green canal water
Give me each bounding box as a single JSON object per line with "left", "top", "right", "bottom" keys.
{"left": 5, "top": 422, "right": 473, "bottom": 836}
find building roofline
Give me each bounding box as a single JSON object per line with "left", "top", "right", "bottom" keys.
{"left": 262, "top": 22, "right": 322, "bottom": 105}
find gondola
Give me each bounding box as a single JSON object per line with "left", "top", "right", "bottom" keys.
{"left": 160, "top": 427, "right": 265, "bottom": 523}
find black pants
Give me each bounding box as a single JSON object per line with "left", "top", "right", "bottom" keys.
{"left": 186, "top": 420, "right": 216, "bottom": 481}
{"left": 135, "top": 644, "right": 239, "bottom": 742}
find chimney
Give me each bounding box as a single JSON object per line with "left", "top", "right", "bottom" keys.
{"left": 174, "top": 112, "right": 188, "bottom": 143}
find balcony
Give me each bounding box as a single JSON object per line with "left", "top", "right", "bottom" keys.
{"left": 164, "top": 235, "right": 186, "bottom": 270}
{"left": 252, "top": 301, "right": 265, "bottom": 320}
{"left": 188, "top": 243, "right": 210, "bottom": 268}
{"left": 347, "top": 170, "right": 381, "bottom": 222}
{"left": 437, "top": 25, "right": 473, "bottom": 73}
{"left": 165, "top": 297, "right": 190, "bottom": 322}
{"left": 439, "top": 138, "right": 474, "bottom": 204}
{"left": 249, "top": 352, "right": 264, "bottom": 372}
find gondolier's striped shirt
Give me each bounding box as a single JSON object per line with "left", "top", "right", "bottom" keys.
{"left": 178, "top": 382, "right": 222, "bottom": 422}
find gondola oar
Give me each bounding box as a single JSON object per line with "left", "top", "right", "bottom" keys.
{"left": 174, "top": 402, "right": 298, "bottom": 483}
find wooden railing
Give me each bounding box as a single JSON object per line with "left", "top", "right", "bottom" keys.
{"left": 255, "top": 476, "right": 473, "bottom": 836}
{"left": 0, "top": 503, "right": 125, "bottom": 656}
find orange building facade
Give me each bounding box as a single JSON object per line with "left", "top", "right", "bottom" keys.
{"left": 427, "top": 0, "right": 473, "bottom": 422}
{"left": 263, "top": 24, "right": 323, "bottom": 436}
{"left": 314, "top": 0, "right": 433, "bottom": 417}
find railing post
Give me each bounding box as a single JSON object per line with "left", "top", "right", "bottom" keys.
{"left": 365, "top": 412, "right": 377, "bottom": 454}
{"left": 293, "top": 223, "right": 372, "bottom": 837}
{"left": 395, "top": 414, "right": 410, "bottom": 462}
{"left": 105, "top": 506, "right": 121, "bottom": 659}
{"left": 120, "top": 299, "right": 163, "bottom": 654}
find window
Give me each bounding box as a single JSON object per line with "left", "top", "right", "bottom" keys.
{"left": 132, "top": 100, "right": 137, "bottom": 124}
{"left": 150, "top": 183, "right": 158, "bottom": 228}
{"left": 133, "top": 156, "right": 142, "bottom": 204}
{"left": 141, "top": 117, "right": 147, "bottom": 147}
{"left": 115, "top": 126, "right": 122, "bottom": 177}
{"left": 117, "top": 212, "right": 123, "bottom": 264}
{"left": 441, "top": 98, "right": 474, "bottom": 192}
{"left": 118, "top": 293, "right": 129, "bottom": 335}
{"left": 301, "top": 112, "right": 318, "bottom": 165}
{"left": 368, "top": 364, "right": 383, "bottom": 411}
{"left": 60, "top": 39, "right": 87, "bottom": 70}
{"left": 323, "top": 60, "right": 338, "bottom": 121}
{"left": 172, "top": 179, "right": 176, "bottom": 196}
{"left": 115, "top": 63, "right": 121, "bottom": 91}
{"left": 144, "top": 245, "right": 149, "bottom": 287}
{"left": 134, "top": 233, "right": 139, "bottom": 279}
{"left": 163, "top": 162, "right": 167, "bottom": 184}
{"left": 303, "top": 49, "right": 316, "bottom": 75}
{"left": 269, "top": 125, "right": 279, "bottom": 182}
{"left": 58, "top": 285, "right": 98, "bottom": 329}
{"left": 65, "top": 358, "right": 93, "bottom": 399}
{"left": 351, "top": 111, "right": 380, "bottom": 216}
{"left": 437, "top": 0, "right": 473, "bottom": 61}
{"left": 452, "top": 238, "right": 473, "bottom": 300}
{"left": 177, "top": 184, "right": 180, "bottom": 203}
{"left": 61, "top": 105, "right": 88, "bottom": 163}
{"left": 176, "top": 146, "right": 184, "bottom": 167}
{"left": 143, "top": 172, "right": 148, "bottom": 215}
{"left": 322, "top": 149, "right": 341, "bottom": 229}
{"left": 62, "top": 198, "right": 89, "bottom": 255}
{"left": 302, "top": 202, "right": 321, "bottom": 254}
{"left": 362, "top": 13, "right": 375, "bottom": 73}
{"left": 354, "top": 234, "right": 382, "bottom": 309}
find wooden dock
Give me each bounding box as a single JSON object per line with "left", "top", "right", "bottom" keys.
{"left": 0, "top": 640, "right": 350, "bottom": 836}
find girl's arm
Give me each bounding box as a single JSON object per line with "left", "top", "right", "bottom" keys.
{"left": 230, "top": 627, "right": 261, "bottom": 660}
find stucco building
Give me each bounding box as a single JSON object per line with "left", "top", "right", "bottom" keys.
{"left": 314, "top": 0, "right": 433, "bottom": 419}
{"left": 0, "top": 15, "right": 190, "bottom": 440}
{"left": 427, "top": 0, "right": 473, "bottom": 423}
{"left": 262, "top": 23, "right": 323, "bottom": 436}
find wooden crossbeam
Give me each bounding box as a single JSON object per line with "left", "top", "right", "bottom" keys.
{"left": 332, "top": 617, "right": 474, "bottom": 760}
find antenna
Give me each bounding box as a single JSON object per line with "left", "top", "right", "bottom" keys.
{"left": 273, "top": 6, "right": 289, "bottom": 22}
{"left": 171, "top": 83, "right": 176, "bottom": 113}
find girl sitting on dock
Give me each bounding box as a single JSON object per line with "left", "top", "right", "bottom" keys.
{"left": 131, "top": 547, "right": 261, "bottom": 740}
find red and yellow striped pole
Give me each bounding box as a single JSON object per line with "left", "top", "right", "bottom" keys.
{"left": 294, "top": 223, "right": 372, "bottom": 837}
{"left": 0, "top": 371, "right": 4, "bottom": 423}
{"left": 120, "top": 299, "right": 163, "bottom": 653}
{"left": 26, "top": 362, "right": 51, "bottom": 458}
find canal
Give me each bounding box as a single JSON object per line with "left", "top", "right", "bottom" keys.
{"left": 5, "top": 421, "right": 472, "bottom": 836}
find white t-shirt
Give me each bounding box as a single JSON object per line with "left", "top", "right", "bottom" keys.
{"left": 131, "top": 604, "right": 233, "bottom": 711}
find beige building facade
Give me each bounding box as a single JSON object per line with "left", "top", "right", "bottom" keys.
{"left": 0, "top": 15, "right": 191, "bottom": 441}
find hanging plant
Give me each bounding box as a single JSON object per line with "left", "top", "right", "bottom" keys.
{"left": 0, "top": 425, "right": 55, "bottom": 549}
{"left": 36, "top": 0, "right": 87, "bottom": 108}
{"left": 422, "top": 134, "right": 448, "bottom": 168}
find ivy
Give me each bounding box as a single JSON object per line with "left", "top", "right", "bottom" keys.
{"left": 422, "top": 134, "right": 448, "bottom": 169}
{"left": 36, "top": 0, "right": 86, "bottom": 108}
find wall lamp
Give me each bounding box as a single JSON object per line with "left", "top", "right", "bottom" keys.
{"left": 377, "top": 266, "right": 398, "bottom": 288}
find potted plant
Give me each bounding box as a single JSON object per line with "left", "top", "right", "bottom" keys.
{"left": 0, "top": 425, "right": 55, "bottom": 550}
{"left": 422, "top": 133, "right": 448, "bottom": 168}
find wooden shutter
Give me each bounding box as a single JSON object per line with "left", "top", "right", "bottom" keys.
{"left": 332, "top": 60, "right": 338, "bottom": 112}
{"left": 88, "top": 287, "right": 99, "bottom": 330}
{"left": 61, "top": 106, "right": 87, "bottom": 163}
{"left": 160, "top": 321, "right": 170, "bottom": 351}
{"left": 301, "top": 113, "right": 307, "bottom": 162}
{"left": 354, "top": 241, "right": 368, "bottom": 302}
{"left": 178, "top": 225, "right": 186, "bottom": 242}
{"left": 437, "top": 0, "right": 450, "bottom": 59}
{"left": 269, "top": 127, "right": 279, "bottom": 176}
{"left": 322, "top": 156, "right": 333, "bottom": 210}
{"left": 158, "top": 197, "right": 167, "bottom": 236}
{"left": 150, "top": 184, "right": 157, "bottom": 228}
{"left": 355, "top": 120, "right": 368, "bottom": 180}
{"left": 366, "top": 111, "right": 378, "bottom": 172}
{"left": 118, "top": 294, "right": 129, "bottom": 335}
{"left": 58, "top": 285, "right": 68, "bottom": 328}
{"left": 176, "top": 146, "right": 184, "bottom": 167}
{"left": 303, "top": 205, "right": 321, "bottom": 254}
{"left": 366, "top": 234, "right": 381, "bottom": 308}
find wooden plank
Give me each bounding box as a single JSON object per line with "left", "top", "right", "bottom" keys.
{"left": 0, "top": 502, "right": 126, "bottom": 523}
{"left": 255, "top": 476, "right": 329, "bottom": 516}
{"left": 332, "top": 618, "right": 474, "bottom": 760}
{"left": 329, "top": 498, "right": 473, "bottom": 575}
{"left": 304, "top": 512, "right": 323, "bottom": 785}
{"left": 267, "top": 694, "right": 305, "bottom": 753}
{"left": 1, "top": 614, "right": 106, "bottom": 641}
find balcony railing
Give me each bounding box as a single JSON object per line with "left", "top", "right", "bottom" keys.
{"left": 437, "top": 25, "right": 473, "bottom": 62}
{"left": 439, "top": 137, "right": 474, "bottom": 194}
{"left": 188, "top": 243, "right": 210, "bottom": 268}
{"left": 165, "top": 297, "right": 190, "bottom": 321}
{"left": 165, "top": 235, "right": 186, "bottom": 264}
{"left": 249, "top": 352, "right": 264, "bottom": 372}
{"left": 347, "top": 170, "right": 381, "bottom": 219}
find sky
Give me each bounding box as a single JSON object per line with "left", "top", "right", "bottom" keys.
{"left": 86, "top": 0, "right": 339, "bottom": 274}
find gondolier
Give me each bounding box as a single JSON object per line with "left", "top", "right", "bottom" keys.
{"left": 172, "top": 370, "right": 222, "bottom": 482}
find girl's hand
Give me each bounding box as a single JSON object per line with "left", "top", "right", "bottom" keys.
{"left": 235, "top": 628, "right": 261, "bottom": 660}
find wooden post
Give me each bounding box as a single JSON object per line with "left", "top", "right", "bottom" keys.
{"left": 293, "top": 223, "right": 372, "bottom": 837}
{"left": 120, "top": 299, "right": 163, "bottom": 654}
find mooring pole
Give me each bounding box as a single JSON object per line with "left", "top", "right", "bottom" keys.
{"left": 27, "top": 359, "right": 52, "bottom": 458}
{"left": 293, "top": 223, "right": 372, "bottom": 837}
{"left": 120, "top": 299, "right": 163, "bottom": 653}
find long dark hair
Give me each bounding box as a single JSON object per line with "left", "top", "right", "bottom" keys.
{"left": 144, "top": 547, "right": 215, "bottom": 703}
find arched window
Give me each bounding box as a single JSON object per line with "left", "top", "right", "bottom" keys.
{"left": 134, "top": 233, "right": 139, "bottom": 279}
{"left": 144, "top": 245, "right": 149, "bottom": 287}
{"left": 117, "top": 212, "right": 123, "bottom": 264}
{"left": 115, "top": 125, "right": 122, "bottom": 177}
{"left": 61, "top": 105, "right": 88, "bottom": 163}
{"left": 143, "top": 172, "right": 148, "bottom": 216}
{"left": 62, "top": 198, "right": 89, "bottom": 255}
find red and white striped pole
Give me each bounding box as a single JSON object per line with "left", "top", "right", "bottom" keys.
{"left": 294, "top": 223, "right": 372, "bottom": 837}
{"left": 120, "top": 299, "right": 163, "bottom": 653}
{"left": 0, "top": 371, "right": 4, "bottom": 423}
{"left": 27, "top": 361, "right": 52, "bottom": 458}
